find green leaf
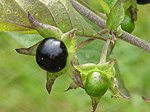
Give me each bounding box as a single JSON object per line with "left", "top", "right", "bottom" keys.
{"left": 97, "top": 0, "right": 110, "bottom": 14}
{"left": 46, "top": 72, "right": 59, "bottom": 94}
{"left": 9, "top": 33, "right": 43, "bottom": 47}
{"left": 0, "top": 0, "right": 99, "bottom": 37}
{"left": 106, "top": 0, "right": 125, "bottom": 32}
{"left": 0, "top": 21, "right": 31, "bottom": 32}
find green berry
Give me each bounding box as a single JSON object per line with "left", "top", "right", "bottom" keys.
{"left": 121, "top": 14, "right": 135, "bottom": 33}
{"left": 84, "top": 71, "right": 109, "bottom": 97}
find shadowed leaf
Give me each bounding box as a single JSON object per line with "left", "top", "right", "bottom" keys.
{"left": 0, "top": 0, "right": 99, "bottom": 38}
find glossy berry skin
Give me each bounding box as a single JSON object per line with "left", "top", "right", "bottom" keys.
{"left": 137, "top": 0, "right": 150, "bottom": 4}
{"left": 84, "top": 71, "right": 109, "bottom": 97}
{"left": 36, "top": 37, "right": 68, "bottom": 73}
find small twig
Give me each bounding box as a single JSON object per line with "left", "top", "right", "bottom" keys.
{"left": 70, "top": 0, "right": 150, "bottom": 52}
{"left": 99, "top": 39, "right": 110, "bottom": 64}
{"left": 120, "top": 31, "right": 150, "bottom": 52}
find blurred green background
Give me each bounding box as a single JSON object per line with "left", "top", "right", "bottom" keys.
{"left": 0, "top": 2, "right": 150, "bottom": 112}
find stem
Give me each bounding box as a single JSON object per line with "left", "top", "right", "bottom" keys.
{"left": 120, "top": 31, "right": 150, "bottom": 52}
{"left": 77, "top": 0, "right": 107, "bottom": 20}
{"left": 99, "top": 39, "right": 110, "bottom": 64}
{"left": 70, "top": 0, "right": 150, "bottom": 52}
{"left": 70, "top": 0, "right": 106, "bottom": 28}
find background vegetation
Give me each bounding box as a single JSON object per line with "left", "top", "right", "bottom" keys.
{"left": 0, "top": 2, "right": 150, "bottom": 112}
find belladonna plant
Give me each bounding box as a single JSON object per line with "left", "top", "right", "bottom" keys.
{"left": 1, "top": 0, "right": 150, "bottom": 111}
{"left": 16, "top": 13, "right": 129, "bottom": 112}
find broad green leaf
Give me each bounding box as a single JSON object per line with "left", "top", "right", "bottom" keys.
{"left": 106, "top": 0, "right": 125, "bottom": 32}
{"left": 97, "top": 0, "right": 110, "bottom": 14}
{"left": 0, "top": 0, "right": 99, "bottom": 37}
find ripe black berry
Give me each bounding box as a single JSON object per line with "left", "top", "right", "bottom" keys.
{"left": 137, "top": 0, "right": 150, "bottom": 4}
{"left": 36, "top": 37, "right": 68, "bottom": 73}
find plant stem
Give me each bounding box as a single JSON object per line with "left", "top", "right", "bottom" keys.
{"left": 77, "top": 0, "right": 107, "bottom": 20}
{"left": 70, "top": 0, "right": 150, "bottom": 52}
{"left": 99, "top": 39, "right": 110, "bottom": 64}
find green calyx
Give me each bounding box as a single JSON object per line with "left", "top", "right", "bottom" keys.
{"left": 74, "top": 61, "right": 118, "bottom": 112}
{"left": 74, "top": 61, "right": 115, "bottom": 97}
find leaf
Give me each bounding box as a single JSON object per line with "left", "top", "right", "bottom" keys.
{"left": 0, "top": 0, "right": 99, "bottom": 37}
{"left": 9, "top": 33, "right": 43, "bottom": 47}
{"left": 16, "top": 41, "right": 40, "bottom": 56}
{"left": 106, "top": 0, "right": 125, "bottom": 32}
{"left": 90, "top": 96, "right": 101, "bottom": 112}
{"left": 97, "top": 0, "right": 110, "bottom": 14}
{"left": 46, "top": 72, "right": 59, "bottom": 94}
{"left": 0, "top": 20, "right": 30, "bottom": 32}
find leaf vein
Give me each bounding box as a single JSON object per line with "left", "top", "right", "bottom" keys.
{"left": 58, "top": 0, "right": 73, "bottom": 29}
{"left": 38, "top": 0, "right": 58, "bottom": 27}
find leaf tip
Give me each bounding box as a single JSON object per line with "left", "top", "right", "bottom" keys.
{"left": 91, "top": 97, "right": 101, "bottom": 112}
{"left": 15, "top": 48, "right": 20, "bottom": 53}
{"left": 28, "top": 12, "right": 33, "bottom": 19}
{"left": 15, "top": 48, "right": 26, "bottom": 55}
{"left": 27, "top": 12, "right": 38, "bottom": 27}
{"left": 46, "top": 82, "right": 52, "bottom": 94}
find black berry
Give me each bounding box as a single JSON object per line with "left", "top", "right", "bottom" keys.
{"left": 137, "top": 0, "right": 150, "bottom": 4}
{"left": 36, "top": 37, "right": 68, "bottom": 73}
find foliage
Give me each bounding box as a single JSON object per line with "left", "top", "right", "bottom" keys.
{"left": 0, "top": 0, "right": 150, "bottom": 112}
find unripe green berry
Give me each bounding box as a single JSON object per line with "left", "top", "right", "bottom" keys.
{"left": 121, "top": 14, "right": 135, "bottom": 33}
{"left": 84, "top": 71, "right": 109, "bottom": 97}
